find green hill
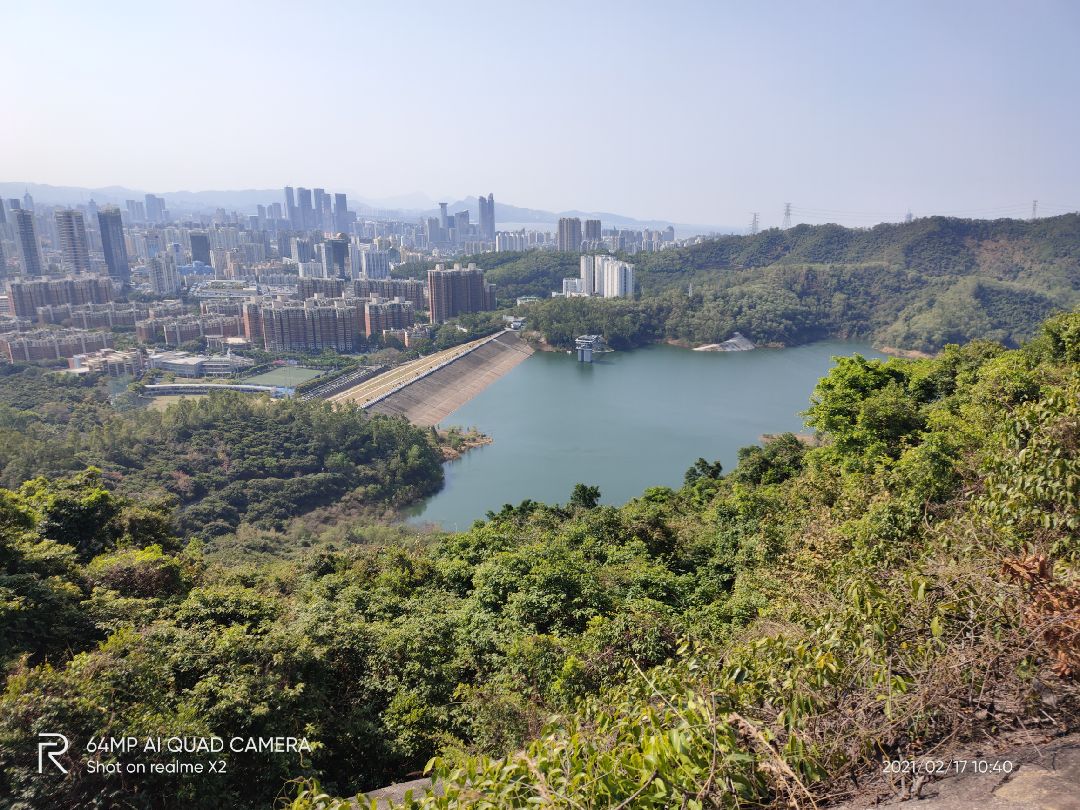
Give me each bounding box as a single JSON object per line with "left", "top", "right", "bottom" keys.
{"left": 509, "top": 214, "right": 1080, "bottom": 352}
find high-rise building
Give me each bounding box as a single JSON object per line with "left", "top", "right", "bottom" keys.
{"left": 364, "top": 296, "right": 415, "bottom": 338}
{"left": 296, "top": 277, "right": 345, "bottom": 299}
{"left": 97, "top": 207, "right": 130, "bottom": 285}
{"left": 125, "top": 199, "right": 146, "bottom": 223}
{"left": 14, "top": 209, "right": 43, "bottom": 275}
{"left": 321, "top": 237, "right": 349, "bottom": 278}
{"left": 427, "top": 262, "right": 496, "bottom": 323}
{"left": 55, "top": 210, "right": 91, "bottom": 274}
{"left": 557, "top": 217, "right": 583, "bottom": 252}
{"left": 580, "top": 254, "right": 634, "bottom": 298}
{"left": 438, "top": 202, "right": 449, "bottom": 242}
{"left": 189, "top": 231, "right": 211, "bottom": 265}
{"left": 424, "top": 217, "right": 441, "bottom": 247}
{"left": 259, "top": 298, "right": 365, "bottom": 353}
{"left": 7, "top": 277, "right": 114, "bottom": 316}
{"left": 284, "top": 186, "right": 298, "bottom": 228}
{"left": 478, "top": 193, "right": 495, "bottom": 241}
{"left": 351, "top": 278, "right": 426, "bottom": 310}
{"left": 144, "top": 194, "right": 167, "bottom": 224}
{"left": 320, "top": 195, "right": 332, "bottom": 232}
{"left": 453, "top": 211, "right": 470, "bottom": 243}
{"left": 584, "top": 219, "right": 602, "bottom": 242}
{"left": 580, "top": 255, "right": 595, "bottom": 296}
{"left": 313, "top": 189, "right": 327, "bottom": 230}
{"left": 148, "top": 257, "right": 181, "bottom": 296}
{"left": 360, "top": 249, "right": 391, "bottom": 280}
{"left": 601, "top": 257, "right": 634, "bottom": 298}
{"left": 333, "top": 193, "right": 350, "bottom": 232}
{"left": 297, "top": 188, "right": 314, "bottom": 230}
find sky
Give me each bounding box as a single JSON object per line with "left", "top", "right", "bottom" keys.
{"left": 4, "top": 0, "right": 1080, "bottom": 228}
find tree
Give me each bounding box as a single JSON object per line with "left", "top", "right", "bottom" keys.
{"left": 569, "top": 484, "right": 601, "bottom": 510}
{"left": 683, "top": 458, "right": 723, "bottom": 487}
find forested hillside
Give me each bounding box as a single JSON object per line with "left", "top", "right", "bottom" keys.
{"left": 2, "top": 312, "right": 1076, "bottom": 809}
{"left": 504, "top": 215, "right": 1080, "bottom": 352}
{"left": 0, "top": 368, "right": 444, "bottom": 537}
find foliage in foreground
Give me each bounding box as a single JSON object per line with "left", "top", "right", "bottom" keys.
{"left": 1, "top": 313, "right": 1078, "bottom": 809}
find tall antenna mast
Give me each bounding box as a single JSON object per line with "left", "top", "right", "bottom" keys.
{"left": 782, "top": 203, "right": 792, "bottom": 229}
{"left": 749, "top": 213, "right": 759, "bottom": 235}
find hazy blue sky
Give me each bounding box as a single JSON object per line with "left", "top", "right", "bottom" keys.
{"left": 4, "top": 0, "right": 1079, "bottom": 226}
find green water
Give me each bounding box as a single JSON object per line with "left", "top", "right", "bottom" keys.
{"left": 405, "top": 341, "right": 887, "bottom": 529}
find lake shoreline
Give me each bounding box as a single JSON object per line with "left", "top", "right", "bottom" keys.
{"left": 404, "top": 340, "right": 890, "bottom": 529}
{"left": 528, "top": 332, "right": 932, "bottom": 357}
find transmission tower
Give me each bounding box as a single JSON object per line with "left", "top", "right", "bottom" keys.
{"left": 905, "top": 210, "right": 913, "bottom": 224}
{"left": 782, "top": 203, "right": 792, "bottom": 229}
{"left": 749, "top": 213, "right": 760, "bottom": 235}
{"left": 1032, "top": 200, "right": 1038, "bottom": 220}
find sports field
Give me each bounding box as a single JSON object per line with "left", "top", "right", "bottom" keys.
{"left": 243, "top": 367, "right": 324, "bottom": 387}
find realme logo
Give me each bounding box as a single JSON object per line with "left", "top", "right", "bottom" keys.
{"left": 38, "top": 733, "right": 69, "bottom": 774}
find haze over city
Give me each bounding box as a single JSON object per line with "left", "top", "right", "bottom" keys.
{"left": 5, "top": 0, "right": 1080, "bottom": 228}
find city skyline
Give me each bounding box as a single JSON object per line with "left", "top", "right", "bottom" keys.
{"left": 5, "top": 1, "right": 1079, "bottom": 228}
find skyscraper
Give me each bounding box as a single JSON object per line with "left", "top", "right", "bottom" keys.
{"left": 14, "top": 209, "right": 43, "bottom": 275}
{"left": 478, "top": 193, "right": 495, "bottom": 241}
{"left": 144, "top": 194, "right": 167, "bottom": 224}
{"left": 148, "top": 256, "right": 181, "bottom": 296}
{"left": 557, "top": 217, "right": 582, "bottom": 252}
{"left": 334, "top": 193, "right": 349, "bottom": 232}
{"left": 55, "top": 210, "right": 91, "bottom": 274}
{"left": 189, "top": 231, "right": 211, "bottom": 265}
{"left": 313, "top": 189, "right": 327, "bottom": 230}
{"left": 453, "top": 210, "right": 470, "bottom": 243}
{"left": 297, "top": 188, "right": 314, "bottom": 230}
{"left": 284, "top": 186, "right": 298, "bottom": 228}
{"left": 324, "top": 236, "right": 349, "bottom": 278}
{"left": 438, "top": 202, "right": 449, "bottom": 241}
{"left": 98, "top": 207, "right": 130, "bottom": 285}
{"left": 125, "top": 199, "right": 146, "bottom": 223}
{"left": 584, "top": 219, "right": 602, "bottom": 242}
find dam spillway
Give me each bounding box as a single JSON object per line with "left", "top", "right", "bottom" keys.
{"left": 331, "top": 330, "right": 534, "bottom": 426}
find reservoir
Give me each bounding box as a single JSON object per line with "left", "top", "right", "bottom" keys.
{"left": 405, "top": 341, "right": 887, "bottom": 529}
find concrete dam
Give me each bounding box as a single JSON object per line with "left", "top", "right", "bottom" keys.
{"left": 331, "top": 330, "right": 534, "bottom": 426}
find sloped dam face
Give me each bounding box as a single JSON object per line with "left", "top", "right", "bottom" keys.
{"left": 365, "top": 331, "right": 534, "bottom": 426}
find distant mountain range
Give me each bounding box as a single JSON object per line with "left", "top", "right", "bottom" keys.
{"left": 0, "top": 182, "right": 728, "bottom": 237}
